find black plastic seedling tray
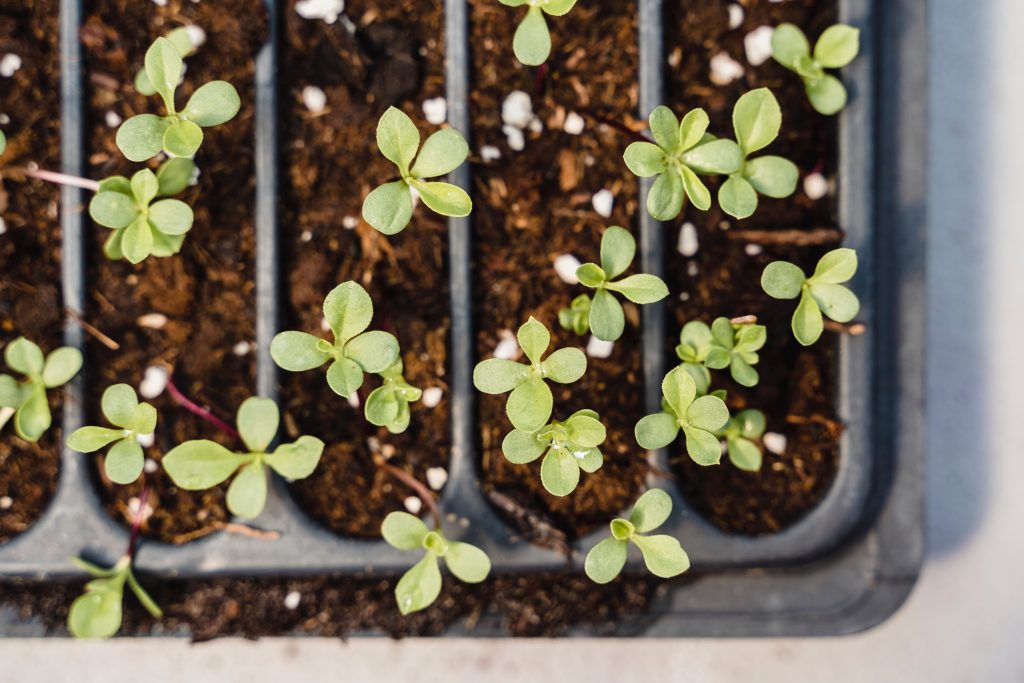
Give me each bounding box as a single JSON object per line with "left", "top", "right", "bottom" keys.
{"left": 0, "top": 0, "right": 925, "bottom": 636}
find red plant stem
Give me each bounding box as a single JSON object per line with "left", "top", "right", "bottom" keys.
{"left": 4, "top": 166, "right": 100, "bottom": 192}
{"left": 533, "top": 63, "right": 549, "bottom": 99}
{"left": 126, "top": 478, "right": 150, "bottom": 561}
{"left": 376, "top": 458, "right": 443, "bottom": 530}
{"left": 165, "top": 375, "right": 240, "bottom": 440}
{"left": 576, "top": 108, "right": 650, "bottom": 144}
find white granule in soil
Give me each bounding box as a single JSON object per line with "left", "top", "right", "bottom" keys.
{"left": 421, "top": 387, "right": 443, "bottom": 408}
{"left": 480, "top": 145, "right": 502, "bottom": 162}
{"left": 563, "top": 111, "right": 585, "bottom": 135}
{"left": 592, "top": 189, "right": 614, "bottom": 218}
{"left": 426, "top": 467, "right": 448, "bottom": 491}
{"left": 301, "top": 85, "right": 327, "bottom": 114}
{"left": 804, "top": 172, "right": 829, "bottom": 200}
{"left": 586, "top": 336, "right": 615, "bottom": 359}
{"left": 283, "top": 591, "right": 302, "bottom": 610}
{"left": 709, "top": 51, "right": 744, "bottom": 85}
{"left": 554, "top": 254, "right": 582, "bottom": 284}
{"left": 678, "top": 222, "right": 698, "bottom": 257}
{"left": 139, "top": 365, "right": 168, "bottom": 399}
{"left": 0, "top": 54, "right": 22, "bottom": 78}
{"left": 744, "top": 26, "right": 775, "bottom": 66}
{"left": 296, "top": 0, "right": 345, "bottom": 24}
{"left": 422, "top": 97, "right": 447, "bottom": 125}
{"left": 403, "top": 496, "right": 422, "bottom": 514}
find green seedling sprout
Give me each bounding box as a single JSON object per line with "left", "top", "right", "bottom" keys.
{"left": 67, "top": 555, "right": 162, "bottom": 639}
{"left": 761, "top": 247, "right": 860, "bottom": 346}
{"left": 624, "top": 106, "right": 743, "bottom": 221}
{"left": 473, "top": 317, "right": 587, "bottom": 433}
{"left": 499, "top": 0, "right": 578, "bottom": 66}
{"left": 558, "top": 293, "right": 591, "bottom": 336}
{"left": 67, "top": 384, "right": 157, "bottom": 485}
{"left": 134, "top": 27, "right": 198, "bottom": 97}
{"left": 717, "top": 409, "right": 766, "bottom": 472}
{"left": 501, "top": 409, "right": 606, "bottom": 496}
{"left": 676, "top": 317, "right": 767, "bottom": 387}
{"left": 162, "top": 397, "right": 325, "bottom": 519}
{"left": 362, "top": 107, "right": 472, "bottom": 235}
{"left": 634, "top": 365, "right": 730, "bottom": 465}
{"left": 365, "top": 359, "right": 422, "bottom": 434}
{"left": 720, "top": 88, "right": 799, "bottom": 219}
{"left": 271, "top": 281, "right": 400, "bottom": 399}
{"left": 568, "top": 226, "right": 668, "bottom": 341}
{"left": 771, "top": 23, "right": 861, "bottom": 116}
{"left": 88, "top": 160, "right": 196, "bottom": 264}
{"left": 116, "top": 36, "right": 240, "bottom": 162}
{"left": 584, "top": 489, "right": 690, "bottom": 584}
{"left": 382, "top": 511, "right": 491, "bottom": 615}
{"left": 0, "top": 337, "right": 82, "bottom": 442}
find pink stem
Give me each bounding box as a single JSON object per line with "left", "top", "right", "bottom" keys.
{"left": 166, "top": 375, "right": 240, "bottom": 440}
{"left": 127, "top": 478, "right": 149, "bottom": 560}
{"left": 6, "top": 166, "right": 100, "bottom": 192}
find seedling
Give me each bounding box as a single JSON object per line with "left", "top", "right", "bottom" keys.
{"left": 717, "top": 409, "right": 766, "bottom": 472}
{"left": 362, "top": 107, "right": 471, "bottom": 235}
{"left": 67, "top": 555, "right": 162, "bottom": 639}
{"left": 116, "top": 36, "right": 240, "bottom": 162}
{"left": 570, "top": 226, "right": 668, "bottom": 341}
{"left": 365, "top": 359, "right": 422, "bottom": 434}
{"left": 382, "top": 511, "right": 491, "bottom": 615}
{"left": 67, "top": 384, "right": 157, "bottom": 485}
{"left": 473, "top": 317, "right": 587, "bottom": 433}
{"left": 88, "top": 160, "right": 196, "bottom": 264}
{"left": 134, "top": 27, "right": 198, "bottom": 97}
{"left": 771, "top": 23, "right": 861, "bottom": 116}
{"left": 162, "top": 397, "right": 325, "bottom": 518}
{"left": 634, "top": 365, "right": 729, "bottom": 465}
{"left": 0, "top": 337, "right": 82, "bottom": 442}
{"left": 558, "top": 293, "right": 591, "bottom": 336}
{"left": 501, "top": 409, "right": 606, "bottom": 496}
{"left": 271, "top": 281, "right": 400, "bottom": 399}
{"left": 584, "top": 489, "right": 690, "bottom": 584}
{"left": 761, "top": 247, "right": 860, "bottom": 346}
{"left": 624, "top": 106, "right": 743, "bottom": 220}
{"left": 720, "top": 88, "right": 799, "bottom": 220}
{"left": 499, "top": 0, "right": 578, "bottom": 66}
{"left": 675, "top": 317, "right": 766, "bottom": 387}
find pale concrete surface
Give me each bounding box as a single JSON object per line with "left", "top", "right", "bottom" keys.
{"left": 3, "top": 0, "right": 1023, "bottom": 680}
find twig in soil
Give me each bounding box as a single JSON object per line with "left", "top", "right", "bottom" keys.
{"left": 484, "top": 489, "right": 572, "bottom": 559}
{"left": 575, "top": 108, "right": 650, "bottom": 144}
{"left": 170, "top": 521, "right": 282, "bottom": 545}
{"left": 1, "top": 165, "right": 100, "bottom": 192}
{"left": 65, "top": 307, "right": 120, "bottom": 350}
{"left": 165, "top": 373, "right": 240, "bottom": 440}
{"left": 729, "top": 314, "right": 759, "bottom": 326}
{"left": 725, "top": 228, "right": 845, "bottom": 246}
{"left": 824, "top": 319, "right": 866, "bottom": 336}
{"left": 785, "top": 413, "right": 845, "bottom": 438}
{"left": 373, "top": 454, "right": 443, "bottom": 529}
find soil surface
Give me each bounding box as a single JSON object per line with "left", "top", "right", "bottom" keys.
{"left": 0, "top": 0, "right": 62, "bottom": 543}
{"left": 662, "top": 0, "right": 841, "bottom": 534}
{"left": 469, "top": 0, "right": 650, "bottom": 541}
{"left": 79, "top": 0, "right": 267, "bottom": 541}
{"left": 279, "top": 0, "right": 452, "bottom": 538}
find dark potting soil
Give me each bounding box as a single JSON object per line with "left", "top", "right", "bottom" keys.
{"left": 469, "top": 0, "right": 650, "bottom": 541}
{"left": 79, "top": 0, "right": 268, "bottom": 541}
{"left": 279, "top": 0, "right": 452, "bottom": 538}
{"left": 662, "top": 0, "right": 841, "bottom": 534}
{"left": 0, "top": 0, "right": 62, "bottom": 544}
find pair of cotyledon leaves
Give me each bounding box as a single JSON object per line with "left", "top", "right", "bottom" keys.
{"left": 67, "top": 384, "right": 157, "bottom": 485}
{"left": 499, "top": 0, "right": 578, "bottom": 66}
{"left": 772, "top": 23, "right": 860, "bottom": 116}
{"left": 67, "top": 555, "right": 161, "bottom": 640}
{"left": 0, "top": 337, "right": 82, "bottom": 442}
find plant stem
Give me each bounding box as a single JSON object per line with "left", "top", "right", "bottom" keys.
{"left": 374, "top": 455, "right": 443, "bottom": 529}
{"left": 576, "top": 108, "right": 650, "bottom": 144}
{"left": 724, "top": 227, "right": 845, "bottom": 246}
{"left": 165, "top": 374, "right": 240, "bottom": 440}
{"left": 126, "top": 478, "right": 150, "bottom": 561}
{"left": 2, "top": 166, "right": 100, "bottom": 192}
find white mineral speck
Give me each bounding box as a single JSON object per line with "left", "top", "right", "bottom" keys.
{"left": 301, "top": 85, "right": 327, "bottom": 114}
{"left": 296, "top": 0, "right": 345, "bottom": 24}
{"left": 0, "top": 217, "right": 7, "bottom": 235}
{"left": 493, "top": 330, "right": 519, "bottom": 360}
{"left": 421, "top": 387, "right": 443, "bottom": 408}
{"left": 0, "top": 496, "right": 11, "bottom": 510}
{"left": 184, "top": 25, "right": 207, "bottom": 49}
{"left": 137, "top": 313, "right": 167, "bottom": 329}
{"left": 587, "top": 336, "right": 615, "bottom": 359}
{"left": 480, "top": 145, "right": 502, "bottom": 163}
{"left": 233, "top": 341, "right": 251, "bottom": 357}
{"left": 347, "top": 393, "right": 360, "bottom": 409}
{"left": 502, "top": 125, "right": 525, "bottom": 152}
{"left": 687, "top": 261, "right": 699, "bottom": 277}
{"left": 0, "top": 407, "right": 12, "bottom": 426}
{"left": 422, "top": 97, "right": 447, "bottom": 125}
{"left": 728, "top": 4, "right": 744, "bottom": 29}
{"left": 745, "top": 243, "right": 763, "bottom": 256}
{"left": 139, "top": 366, "right": 168, "bottom": 399}
{"left": 554, "top": 254, "right": 582, "bottom": 284}
{"left": 592, "top": 189, "right": 614, "bottom": 218}
{"left": 127, "top": 497, "right": 154, "bottom": 521}
{"left": 151, "top": 0, "right": 167, "bottom": 6}
{"left": 0, "top": 114, "right": 9, "bottom": 125}
{"left": 528, "top": 118, "right": 544, "bottom": 134}
{"left": 342, "top": 215, "right": 358, "bottom": 229}
{"left": 710, "top": 52, "right": 744, "bottom": 85}
{"left": 501, "top": 90, "right": 534, "bottom": 129}
{"left": 763, "top": 432, "right": 788, "bottom": 454}
{"left": 300, "top": 229, "right": 313, "bottom": 242}
{"left": 744, "top": 26, "right": 775, "bottom": 66}
{"left": 426, "top": 467, "right": 448, "bottom": 491}
{"left": 804, "top": 172, "right": 829, "bottom": 200}
{"left": 403, "top": 496, "right": 423, "bottom": 514}
{"left": 678, "top": 222, "right": 699, "bottom": 257}
{"left": 143, "top": 458, "right": 159, "bottom": 474}
{"left": 137, "top": 432, "right": 155, "bottom": 448}
{"left": 284, "top": 591, "right": 301, "bottom": 610}
{"left": 0, "top": 54, "right": 22, "bottom": 78}
{"left": 563, "top": 111, "right": 585, "bottom": 135}
{"left": 105, "top": 111, "right": 122, "bottom": 128}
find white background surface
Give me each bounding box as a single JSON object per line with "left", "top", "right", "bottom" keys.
{"left": 3, "top": 0, "right": 1023, "bottom": 680}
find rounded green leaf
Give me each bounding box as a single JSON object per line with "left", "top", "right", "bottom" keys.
{"left": 395, "top": 554, "right": 442, "bottom": 615}
{"left": 149, "top": 230, "right": 186, "bottom": 258}
{"left": 132, "top": 403, "right": 158, "bottom": 435}
{"left": 629, "top": 488, "right": 673, "bottom": 533}
{"left": 806, "top": 74, "right": 848, "bottom": 116}
{"left": 517, "top": 317, "right": 550, "bottom": 364}
{"left": 576, "top": 263, "right": 607, "bottom": 288}
{"left": 265, "top": 436, "right": 325, "bottom": 480}
{"left": 792, "top": 289, "right": 824, "bottom": 345}
{"left": 382, "top": 511, "right": 430, "bottom": 550}
{"left": 608, "top": 274, "right": 668, "bottom": 304}
{"left": 362, "top": 181, "right": 414, "bottom": 235}
{"left": 97, "top": 175, "right": 132, "bottom": 194}
{"left": 736, "top": 410, "right": 766, "bottom": 439}
{"left": 41, "top": 347, "right": 82, "bottom": 388}
{"left": 410, "top": 128, "right": 469, "bottom": 178}
{"left": 678, "top": 108, "right": 710, "bottom": 151}
{"left": 810, "top": 282, "right": 860, "bottom": 323}
{"left": 634, "top": 412, "right": 679, "bottom": 450}
{"left": 15, "top": 385, "right": 51, "bottom": 441}
{"left": 270, "top": 331, "right": 332, "bottom": 371}
{"left": 121, "top": 216, "right": 155, "bottom": 264}
{"left": 542, "top": 0, "right": 577, "bottom": 16}
{"left": 680, "top": 362, "right": 711, "bottom": 396}
{"left": 376, "top": 106, "right": 420, "bottom": 174}
{"left": 513, "top": 6, "right": 551, "bottom": 66}
{"left": 0, "top": 375, "right": 19, "bottom": 408}
{"left": 237, "top": 397, "right": 279, "bottom": 453}
{"left": 745, "top": 156, "right": 799, "bottom": 198}
{"left": 326, "top": 357, "right": 365, "bottom": 398}
{"left": 103, "top": 230, "right": 125, "bottom": 261}
{"left": 105, "top": 438, "right": 144, "bottom": 485}
{"left": 680, "top": 166, "right": 712, "bottom": 212}
{"left": 632, "top": 534, "right": 690, "bottom": 578}
{"left": 541, "top": 347, "right": 587, "bottom": 384}
{"left": 507, "top": 377, "right": 552, "bottom": 433}
{"left": 588, "top": 288, "right": 625, "bottom": 342}
{"left": 346, "top": 331, "right": 400, "bottom": 373}
{"left": 812, "top": 247, "right": 858, "bottom": 283}
{"left": 577, "top": 448, "right": 603, "bottom": 473}
{"left": 324, "top": 281, "right": 374, "bottom": 343}
{"left": 771, "top": 23, "right": 811, "bottom": 68}
{"left": 116, "top": 114, "right": 170, "bottom": 162}
{"left": 365, "top": 386, "right": 401, "bottom": 428}
{"left": 411, "top": 180, "right": 472, "bottom": 218}
{"left": 67, "top": 426, "right": 125, "bottom": 453}
{"left": 156, "top": 157, "right": 195, "bottom": 196}
{"left": 145, "top": 37, "right": 183, "bottom": 107}
{"left": 89, "top": 191, "right": 138, "bottom": 230}
{"left": 719, "top": 175, "right": 758, "bottom": 220}
{"left": 682, "top": 138, "right": 743, "bottom": 175}
{"left": 662, "top": 367, "right": 696, "bottom": 417}
{"left": 502, "top": 428, "right": 546, "bottom": 464}
{"left": 148, "top": 199, "right": 194, "bottom": 236}
{"left": 164, "top": 120, "right": 204, "bottom": 157}
{"left": 540, "top": 449, "right": 580, "bottom": 496}
{"left": 0, "top": 129, "right": 6, "bottom": 157}
{"left": 814, "top": 25, "right": 860, "bottom": 68}
{"left": 682, "top": 425, "right": 723, "bottom": 466}
{"left": 728, "top": 437, "right": 763, "bottom": 472}
{"left": 473, "top": 358, "right": 529, "bottom": 394}
{"left": 600, "top": 226, "right": 636, "bottom": 279}
{"left": 648, "top": 106, "right": 680, "bottom": 151}
{"left": 5, "top": 337, "right": 44, "bottom": 376}
{"left": 730, "top": 356, "right": 759, "bottom": 387}
{"left": 68, "top": 582, "right": 123, "bottom": 639}
{"left": 445, "top": 541, "right": 491, "bottom": 583}
{"left": 686, "top": 395, "right": 729, "bottom": 432}
{"left": 135, "top": 68, "right": 156, "bottom": 97}
{"left": 647, "top": 166, "right": 685, "bottom": 221}
{"left": 162, "top": 440, "right": 249, "bottom": 489}
{"left": 584, "top": 537, "right": 628, "bottom": 584}
{"left": 704, "top": 346, "right": 731, "bottom": 370}
{"left": 227, "top": 462, "right": 267, "bottom": 519}
{"left": 623, "top": 141, "right": 666, "bottom": 178}
{"left": 183, "top": 81, "right": 241, "bottom": 127}
{"left": 733, "top": 88, "right": 782, "bottom": 155}
{"left": 130, "top": 169, "right": 159, "bottom": 206}
{"left": 165, "top": 26, "right": 197, "bottom": 56}
{"left": 761, "top": 261, "right": 806, "bottom": 299}
{"left": 566, "top": 414, "right": 605, "bottom": 448}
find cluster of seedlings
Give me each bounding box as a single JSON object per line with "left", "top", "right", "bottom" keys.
{"left": 0, "top": 10, "right": 863, "bottom": 636}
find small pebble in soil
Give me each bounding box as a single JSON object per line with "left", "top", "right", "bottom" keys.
{"left": 422, "top": 97, "right": 447, "bottom": 125}
{"left": 763, "top": 432, "right": 788, "bottom": 455}
{"left": 139, "top": 365, "right": 168, "bottom": 399}
{"left": 137, "top": 432, "right": 155, "bottom": 449}
{"left": 301, "top": 85, "right": 327, "bottom": 114}
{"left": 501, "top": 90, "right": 534, "bottom": 129}
{"left": 300, "top": 229, "right": 313, "bottom": 242}
{"left": 745, "top": 26, "right": 775, "bottom": 66}
{"left": 679, "top": 291, "right": 690, "bottom": 301}
{"left": 745, "top": 243, "right": 764, "bottom": 256}
{"left": 342, "top": 215, "right": 358, "bottom": 230}
{"left": 480, "top": 145, "right": 501, "bottom": 163}
{"left": 554, "top": 254, "right": 582, "bottom": 284}
{"left": 502, "top": 125, "right": 525, "bottom": 152}
{"left": 283, "top": 591, "right": 302, "bottom": 610}
{"left": 687, "top": 261, "right": 699, "bottom": 277}
{"left": 320, "top": 317, "right": 331, "bottom": 332}
{"left": 295, "top": 0, "right": 345, "bottom": 24}
{"left": 0, "top": 496, "right": 12, "bottom": 510}
{"left": 493, "top": 330, "right": 520, "bottom": 360}
{"left": 587, "top": 336, "right": 615, "bottom": 359}
{"left": 137, "top": 313, "right": 168, "bottom": 330}
{"left": 592, "top": 189, "right": 614, "bottom": 218}
{"left": 151, "top": 0, "right": 167, "bottom": 5}
{"left": 184, "top": 25, "right": 207, "bottom": 49}
{"left": 403, "top": 496, "right": 422, "bottom": 514}
{"left": 127, "top": 497, "right": 154, "bottom": 522}
{"left": 0, "top": 217, "right": 7, "bottom": 236}
{"left": 804, "top": 172, "right": 829, "bottom": 200}
{"left": 0, "top": 54, "right": 22, "bottom": 78}
{"left": 678, "top": 222, "right": 699, "bottom": 257}
{"left": 710, "top": 52, "right": 744, "bottom": 86}
{"left": 426, "top": 467, "right": 448, "bottom": 491}
{"left": 143, "top": 458, "right": 158, "bottom": 474}
{"left": 728, "top": 4, "right": 745, "bottom": 29}
{"left": 421, "top": 387, "right": 443, "bottom": 408}
{"left": 233, "top": 341, "right": 252, "bottom": 356}
{"left": 528, "top": 118, "right": 544, "bottom": 134}
{"left": 347, "top": 394, "right": 360, "bottom": 409}
{"left": 0, "top": 114, "right": 10, "bottom": 125}
{"left": 563, "top": 111, "right": 585, "bottom": 135}
{"left": 189, "top": 165, "right": 201, "bottom": 187}
{"left": 104, "top": 111, "right": 122, "bottom": 128}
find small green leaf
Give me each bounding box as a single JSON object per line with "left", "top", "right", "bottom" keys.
{"left": 507, "top": 377, "right": 552, "bottom": 433}
{"left": 326, "top": 357, "right": 365, "bottom": 398}
{"left": 365, "top": 387, "right": 401, "bottom": 428}
{"left": 648, "top": 106, "right": 680, "bottom": 151}
{"left": 588, "top": 289, "right": 624, "bottom": 342}
{"left": 395, "top": 554, "right": 442, "bottom": 615}
{"left": 105, "top": 438, "right": 145, "bottom": 485}
{"left": 623, "top": 141, "right": 666, "bottom": 177}
{"left": 68, "top": 577, "right": 124, "bottom": 639}
{"left": 411, "top": 180, "right": 472, "bottom": 217}
{"left": 682, "top": 138, "right": 743, "bottom": 175}
{"left": 0, "top": 129, "right": 6, "bottom": 157}
{"left": 761, "top": 261, "right": 806, "bottom": 299}
{"left": 116, "top": 114, "right": 170, "bottom": 162}
{"left": 97, "top": 176, "right": 132, "bottom": 194}
{"left": 346, "top": 331, "right": 400, "bottom": 373}
{"left": 728, "top": 437, "right": 763, "bottom": 472}
{"left": 710, "top": 317, "right": 734, "bottom": 348}
{"left": 5, "top": 337, "right": 44, "bottom": 376}
{"left": 264, "top": 436, "right": 325, "bottom": 479}
{"left": 162, "top": 440, "right": 250, "bottom": 489}
{"left": 792, "top": 289, "right": 824, "bottom": 345}
{"left": 541, "top": 347, "right": 587, "bottom": 383}
{"left": 41, "top": 347, "right": 82, "bottom": 388}
{"left": 131, "top": 403, "right": 157, "bottom": 435}
{"left": 15, "top": 385, "right": 51, "bottom": 442}
{"left": 237, "top": 397, "right": 279, "bottom": 453}
{"left": 163, "top": 120, "right": 204, "bottom": 157}
{"left": 730, "top": 356, "right": 759, "bottom": 387}
{"left": 744, "top": 156, "right": 799, "bottom": 199}
{"left": 148, "top": 199, "right": 194, "bottom": 236}
{"left": 662, "top": 367, "right": 696, "bottom": 418}
{"left": 517, "top": 317, "right": 550, "bottom": 364}
{"left": 362, "top": 181, "right": 414, "bottom": 235}
{"left": 599, "top": 226, "right": 636, "bottom": 279}
{"left": 704, "top": 346, "right": 731, "bottom": 369}
{"left": 67, "top": 426, "right": 125, "bottom": 453}
{"left": 122, "top": 216, "right": 155, "bottom": 264}
{"left": 89, "top": 192, "right": 138, "bottom": 230}
{"left": 473, "top": 358, "right": 529, "bottom": 394}
{"left": 683, "top": 425, "right": 723, "bottom": 466}
{"left": 733, "top": 88, "right": 782, "bottom": 155}
{"left": 156, "top": 158, "right": 195, "bottom": 196}
{"left": 629, "top": 488, "right": 672, "bottom": 532}
{"left": 584, "top": 537, "right": 628, "bottom": 584}
{"left": 382, "top": 511, "right": 430, "bottom": 550}
{"left": 806, "top": 74, "right": 848, "bottom": 116}
{"left": 631, "top": 534, "right": 690, "bottom": 578}
{"left": 270, "top": 331, "right": 332, "bottom": 371}
{"left": 678, "top": 109, "right": 710, "bottom": 151}
{"left": 811, "top": 247, "right": 858, "bottom": 283}
{"left": 647, "top": 167, "right": 685, "bottom": 221}
{"left": 130, "top": 169, "right": 159, "bottom": 206}
{"left": 502, "top": 428, "right": 546, "bottom": 464}
{"left": 540, "top": 448, "right": 580, "bottom": 496}
{"left": 576, "top": 263, "right": 607, "bottom": 288}
{"left": 771, "top": 23, "right": 811, "bottom": 68}
{"left": 444, "top": 541, "right": 491, "bottom": 583}
{"left": 814, "top": 25, "right": 860, "bottom": 68}
{"left": 686, "top": 395, "right": 729, "bottom": 432}
{"left": 719, "top": 175, "right": 758, "bottom": 220}
{"left": 578, "top": 448, "right": 603, "bottom": 473}
{"left": 567, "top": 413, "right": 605, "bottom": 448}
{"left": 680, "top": 166, "right": 711, "bottom": 211}
{"left": 542, "top": 0, "right": 578, "bottom": 16}
{"left": 376, "top": 107, "right": 420, "bottom": 175}
{"left": 183, "top": 81, "right": 240, "bottom": 127}
{"left": 324, "top": 281, "right": 374, "bottom": 343}
{"left": 607, "top": 274, "right": 668, "bottom": 304}
{"left": 0, "top": 375, "right": 18, "bottom": 408}
{"left": 810, "top": 282, "right": 860, "bottom": 323}
{"left": 410, "top": 128, "right": 469, "bottom": 178}
{"left": 513, "top": 6, "right": 551, "bottom": 66}
{"left": 145, "top": 37, "right": 183, "bottom": 109}
{"left": 634, "top": 412, "right": 679, "bottom": 450}
{"left": 226, "top": 461, "right": 267, "bottom": 519}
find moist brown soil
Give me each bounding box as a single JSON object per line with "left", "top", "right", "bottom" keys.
{"left": 0, "top": 0, "right": 62, "bottom": 543}
{"left": 279, "top": 0, "right": 452, "bottom": 538}
{"left": 79, "top": 0, "right": 267, "bottom": 541}
{"left": 662, "top": 0, "right": 841, "bottom": 534}
{"left": 469, "top": 0, "right": 649, "bottom": 541}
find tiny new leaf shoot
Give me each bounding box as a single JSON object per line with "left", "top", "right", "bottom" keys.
{"left": 717, "top": 409, "right": 766, "bottom": 472}
{"left": 500, "top": 0, "right": 579, "bottom": 66}
{"left": 720, "top": 88, "right": 800, "bottom": 220}
{"left": 624, "top": 105, "right": 743, "bottom": 221}
{"left": 771, "top": 23, "right": 861, "bottom": 116}
{"left": 501, "top": 408, "right": 606, "bottom": 496}
{"left": 558, "top": 293, "right": 592, "bottom": 336}
{"left": 0, "top": 337, "right": 82, "bottom": 442}
{"left": 473, "top": 317, "right": 587, "bottom": 433}
{"left": 634, "top": 366, "right": 730, "bottom": 466}
{"left": 270, "top": 281, "right": 401, "bottom": 400}
{"left": 573, "top": 226, "right": 669, "bottom": 341}
{"left": 88, "top": 159, "right": 196, "bottom": 264}
{"left": 67, "top": 384, "right": 157, "bottom": 485}
{"left": 675, "top": 317, "right": 767, "bottom": 387}
{"left": 162, "top": 397, "right": 325, "bottom": 519}
{"left": 67, "top": 555, "right": 162, "bottom": 639}
{"left": 134, "top": 27, "right": 197, "bottom": 97}
{"left": 584, "top": 489, "right": 690, "bottom": 584}
{"left": 116, "top": 36, "right": 241, "bottom": 162}
{"left": 365, "top": 359, "right": 423, "bottom": 434}
{"left": 761, "top": 247, "right": 860, "bottom": 346}
{"left": 362, "top": 107, "right": 472, "bottom": 235}
{"left": 382, "top": 511, "right": 491, "bottom": 615}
